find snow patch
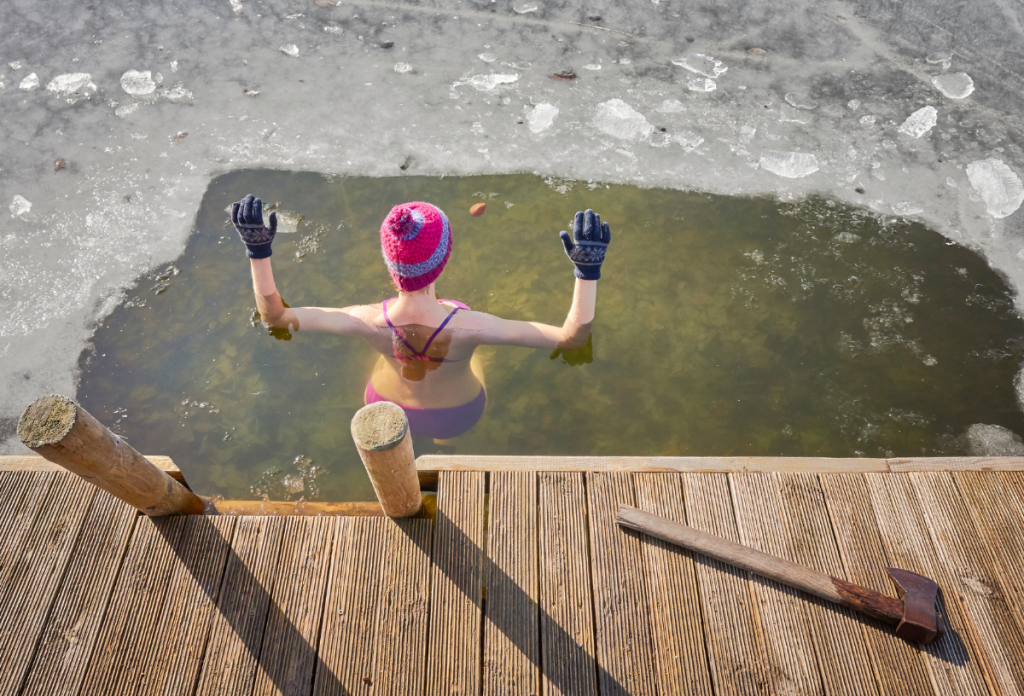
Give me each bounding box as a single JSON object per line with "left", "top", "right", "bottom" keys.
{"left": 966, "top": 159, "right": 1024, "bottom": 218}
{"left": 759, "top": 150, "right": 819, "bottom": 178}
{"left": 591, "top": 99, "right": 654, "bottom": 141}
{"left": 898, "top": 106, "right": 937, "bottom": 138}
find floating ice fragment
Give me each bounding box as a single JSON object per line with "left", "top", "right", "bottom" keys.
{"left": 527, "top": 102, "right": 558, "bottom": 133}
{"left": 170, "top": 60, "right": 179, "bottom": 72}
{"left": 966, "top": 159, "right": 1024, "bottom": 218}
{"left": 9, "top": 195, "right": 31, "bottom": 217}
{"left": 784, "top": 92, "right": 817, "bottom": 110}
{"left": 229, "top": 0, "right": 243, "bottom": 14}
{"left": 926, "top": 51, "right": 952, "bottom": 69}
{"left": 674, "top": 131, "right": 704, "bottom": 152}
{"left": 19, "top": 73, "right": 38, "bottom": 91}
{"left": 859, "top": 115, "right": 876, "bottom": 125}
{"left": 963, "top": 424, "right": 1024, "bottom": 456}
{"left": 120, "top": 69, "right": 156, "bottom": 95}
{"left": 931, "top": 72, "right": 974, "bottom": 99}
{"left": 46, "top": 73, "right": 96, "bottom": 102}
{"left": 834, "top": 232, "right": 861, "bottom": 243}
{"left": 780, "top": 104, "right": 810, "bottom": 123}
{"left": 759, "top": 150, "right": 819, "bottom": 178}
{"left": 279, "top": 44, "right": 300, "bottom": 57}
{"left": 672, "top": 53, "right": 727, "bottom": 78}
{"left": 847, "top": 99, "right": 861, "bottom": 110}
{"left": 267, "top": 209, "right": 304, "bottom": 233}
{"left": 8, "top": 61, "right": 21, "bottom": 70}
{"left": 324, "top": 25, "right": 343, "bottom": 34}
{"left": 656, "top": 98, "right": 684, "bottom": 113}
{"left": 478, "top": 53, "right": 496, "bottom": 63}
{"left": 513, "top": 3, "right": 538, "bottom": 13}
{"left": 583, "top": 64, "right": 602, "bottom": 71}
{"left": 115, "top": 103, "right": 140, "bottom": 118}
{"left": 687, "top": 77, "right": 716, "bottom": 92}
{"left": 466, "top": 73, "right": 519, "bottom": 91}
{"left": 892, "top": 200, "right": 924, "bottom": 216}
{"left": 591, "top": 98, "right": 654, "bottom": 140}
{"left": 898, "top": 106, "right": 937, "bottom": 138}
{"left": 394, "top": 62, "right": 412, "bottom": 73}
{"left": 617, "top": 58, "right": 631, "bottom": 65}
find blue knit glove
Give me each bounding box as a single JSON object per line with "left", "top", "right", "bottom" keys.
{"left": 560, "top": 209, "right": 610, "bottom": 280}
{"left": 231, "top": 194, "right": 278, "bottom": 259}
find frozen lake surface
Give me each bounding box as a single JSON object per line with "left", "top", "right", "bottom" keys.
{"left": 2, "top": 0, "right": 1024, "bottom": 455}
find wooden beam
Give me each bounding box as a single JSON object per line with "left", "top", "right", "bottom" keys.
{"left": 0, "top": 455, "right": 186, "bottom": 484}
{"left": 209, "top": 500, "right": 386, "bottom": 517}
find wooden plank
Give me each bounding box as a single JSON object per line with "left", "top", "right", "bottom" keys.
{"left": 0, "top": 473, "right": 96, "bottom": 695}
{"left": 538, "top": 472, "right": 598, "bottom": 696}
{"left": 633, "top": 473, "right": 714, "bottom": 696}
{"left": 252, "top": 516, "right": 335, "bottom": 696}
{"left": 418, "top": 455, "right": 891, "bottom": 474}
{"left": 0, "top": 455, "right": 186, "bottom": 483}
{"left": 889, "top": 457, "right": 1024, "bottom": 472}
{"left": 194, "top": 516, "right": 286, "bottom": 696}
{"left": 139, "top": 515, "right": 236, "bottom": 695}
{"left": 368, "top": 518, "right": 433, "bottom": 696}
{"left": 954, "top": 472, "right": 1024, "bottom": 627}
{"left": 681, "top": 473, "right": 772, "bottom": 695}
{"left": 910, "top": 472, "right": 1024, "bottom": 695}
{"left": 483, "top": 471, "right": 539, "bottom": 696}
{"left": 864, "top": 473, "right": 990, "bottom": 696}
{"left": 819, "top": 474, "right": 940, "bottom": 696}
{"left": 211, "top": 500, "right": 386, "bottom": 517}
{"left": 728, "top": 473, "right": 825, "bottom": 695}
{"left": 19, "top": 490, "right": 138, "bottom": 696}
{"left": 0, "top": 471, "right": 55, "bottom": 592}
{"left": 765, "top": 473, "right": 879, "bottom": 696}
{"left": 586, "top": 472, "right": 658, "bottom": 696}
{"left": 79, "top": 515, "right": 187, "bottom": 696}
{"left": 425, "top": 471, "right": 485, "bottom": 696}
{"left": 315, "top": 517, "right": 385, "bottom": 695}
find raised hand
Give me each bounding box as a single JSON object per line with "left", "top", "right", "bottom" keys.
{"left": 559, "top": 209, "right": 610, "bottom": 280}
{"left": 231, "top": 193, "right": 278, "bottom": 259}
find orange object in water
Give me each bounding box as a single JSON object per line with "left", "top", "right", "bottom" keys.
{"left": 470, "top": 203, "right": 486, "bottom": 217}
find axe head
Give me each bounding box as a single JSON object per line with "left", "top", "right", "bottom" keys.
{"left": 886, "top": 567, "right": 941, "bottom": 644}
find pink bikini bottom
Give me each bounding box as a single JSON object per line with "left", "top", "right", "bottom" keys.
{"left": 364, "top": 382, "right": 486, "bottom": 440}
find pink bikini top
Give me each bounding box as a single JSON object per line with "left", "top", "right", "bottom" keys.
{"left": 382, "top": 298, "right": 471, "bottom": 364}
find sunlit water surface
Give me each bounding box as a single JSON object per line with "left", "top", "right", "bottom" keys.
{"left": 77, "top": 172, "right": 1024, "bottom": 501}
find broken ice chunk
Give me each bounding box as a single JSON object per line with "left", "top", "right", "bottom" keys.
{"left": 9, "top": 195, "right": 31, "bottom": 217}
{"left": 780, "top": 104, "right": 810, "bottom": 123}
{"left": 264, "top": 207, "right": 304, "bottom": 233}
{"left": 674, "top": 131, "right": 704, "bottom": 152}
{"left": 115, "top": 103, "right": 140, "bottom": 118}
{"left": 784, "top": 92, "right": 817, "bottom": 110}
{"left": 656, "top": 99, "right": 684, "bottom": 113}
{"left": 591, "top": 99, "right": 654, "bottom": 140}
{"left": 229, "top": 0, "right": 244, "bottom": 14}
{"left": 513, "top": 3, "right": 538, "bottom": 13}
{"left": 859, "top": 115, "right": 876, "bottom": 125}
{"left": 394, "top": 62, "right": 412, "bottom": 73}
{"left": 583, "top": 64, "right": 602, "bottom": 71}
{"left": 46, "top": 73, "right": 97, "bottom": 102}
{"left": 759, "top": 150, "right": 819, "bottom": 178}
{"left": 478, "top": 53, "right": 497, "bottom": 63}
{"left": 8, "top": 60, "right": 21, "bottom": 70}
{"left": 931, "top": 72, "right": 974, "bottom": 99}
{"left": 966, "top": 159, "right": 1024, "bottom": 218}
{"left": 847, "top": 99, "right": 861, "bottom": 110}
{"left": 19, "top": 73, "right": 38, "bottom": 91}
{"left": 898, "top": 106, "right": 937, "bottom": 138}
{"left": 892, "top": 200, "right": 924, "bottom": 216}
{"left": 120, "top": 69, "right": 156, "bottom": 95}
{"left": 672, "top": 53, "right": 727, "bottom": 78}
{"left": 280, "top": 44, "right": 300, "bottom": 57}
{"left": 687, "top": 77, "right": 716, "bottom": 92}
{"left": 925, "top": 51, "right": 952, "bottom": 70}
{"left": 324, "top": 25, "right": 343, "bottom": 34}
{"left": 466, "top": 73, "right": 519, "bottom": 91}
{"left": 527, "top": 102, "right": 558, "bottom": 133}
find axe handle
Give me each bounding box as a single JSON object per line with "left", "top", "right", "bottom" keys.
{"left": 617, "top": 505, "right": 903, "bottom": 625}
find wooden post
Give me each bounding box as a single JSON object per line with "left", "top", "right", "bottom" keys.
{"left": 17, "top": 395, "right": 205, "bottom": 516}
{"left": 350, "top": 402, "right": 422, "bottom": 517}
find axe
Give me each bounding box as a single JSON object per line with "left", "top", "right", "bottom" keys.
{"left": 617, "top": 505, "right": 942, "bottom": 644}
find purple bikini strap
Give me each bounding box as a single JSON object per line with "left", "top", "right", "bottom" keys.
{"left": 382, "top": 299, "right": 460, "bottom": 357}
{"left": 421, "top": 307, "right": 460, "bottom": 355}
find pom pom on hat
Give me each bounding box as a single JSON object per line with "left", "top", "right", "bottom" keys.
{"left": 380, "top": 202, "right": 452, "bottom": 292}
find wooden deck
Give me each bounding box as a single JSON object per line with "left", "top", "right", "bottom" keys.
{"left": 2, "top": 458, "right": 1024, "bottom": 695}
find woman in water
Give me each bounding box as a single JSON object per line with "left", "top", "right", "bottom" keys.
{"left": 232, "top": 193, "right": 610, "bottom": 442}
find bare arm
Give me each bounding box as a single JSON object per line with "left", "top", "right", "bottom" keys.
{"left": 473, "top": 278, "right": 596, "bottom": 349}
{"left": 250, "top": 258, "right": 376, "bottom": 336}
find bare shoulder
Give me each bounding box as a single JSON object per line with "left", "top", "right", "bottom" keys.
{"left": 448, "top": 308, "right": 502, "bottom": 331}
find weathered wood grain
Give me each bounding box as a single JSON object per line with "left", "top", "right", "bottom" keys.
{"left": 538, "top": 472, "right": 598, "bottom": 696}
{"left": 425, "top": 471, "right": 485, "bottom": 696}
{"left": 315, "top": 517, "right": 385, "bottom": 695}
{"left": 140, "top": 515, "right": 236, "bottom": 695}
{"left": 0, "top": 455, "right": 185, "bottom": 483}
{"left": 0, "top": 471, "right": 55, "bottom": 592}
{"left": 819, "top": 474, "right": 938, "bottom": 696}
{"left": 586, "top": 472, "right": 658, "bottom": 696}
{"left": 681, "top": 473, "right": 772, "bottom": 695}
{"left": 865, "top": 473, "right": 990, "bottom": 696}
{"left": 369, "top": 518, "right": 433, "bottom": 696}
{"left": 888, "top": 457, "right": 1024, "bottom": 472}
{"left": 768, "top": 473, "right": 879, "bottom": 696}
{"left": 482, "top": 471, "right": 539, "bottom": 696}
{"left": 194, "top": 516, "right": 286, "bottom": 696}
{"left": 252, "top": 516, "right": 335, "bottom": 696}
{"left": 633, "top": 473, "right": 714, "bottom": 696}
{"left": 79, "top": 515, "right": 187, "bottom": 696}
{"left": 911, "top": 472, "right": 1024, "bottom": 695}
{"left": 728, "top": 473, "right": 825, "bottom": 695}
{"left": 19, "top": 489, "right": 137, "bottom": 696}
{"left": 419, "top": 454, "right": 891, "bottom": 473}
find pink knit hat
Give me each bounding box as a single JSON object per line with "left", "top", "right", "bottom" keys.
{"left": 380, "top": 202, "right": 452, "bottom": 292}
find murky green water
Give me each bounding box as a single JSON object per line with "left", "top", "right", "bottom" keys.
{"left": 78, "top": 172, "right": 1024, "bottom": 501}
